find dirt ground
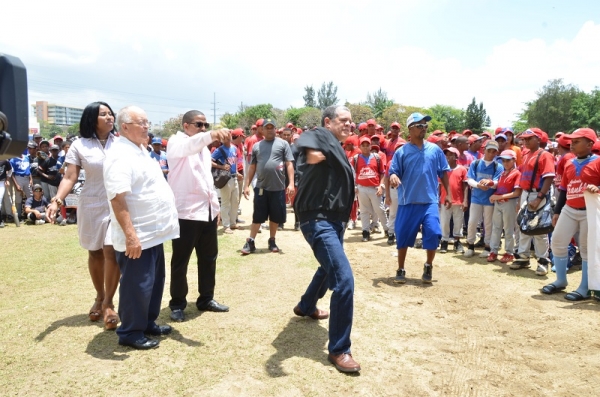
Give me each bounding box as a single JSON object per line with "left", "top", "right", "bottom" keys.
{"left": 2, "top": 196, "right": 600, "bottom": 396}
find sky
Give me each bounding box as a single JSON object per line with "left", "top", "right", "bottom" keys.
{"left": 2, "top": 0, "right": 600, "bottom": 129}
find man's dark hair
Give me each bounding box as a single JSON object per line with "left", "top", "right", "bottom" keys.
{"left": 182, "top": 110, "right": 205, "bottom": 126}
{"left": 282, "top": 128, "right": 292, "bottom": 133}
{"left": 321, "top": 105, "right": 350, "bottom": 127}
{"left": 79, "top": 101, "right": 116, "bottom": 139}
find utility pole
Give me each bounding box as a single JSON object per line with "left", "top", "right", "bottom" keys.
{"left": 211, "top": 92, "right": 219, "bottom": 126}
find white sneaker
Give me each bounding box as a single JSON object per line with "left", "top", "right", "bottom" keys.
{"left": 35, "top": 219, "right": 45, "bottom": 225}
{"left": 347, "top": 220, "right": 355, "bottom": 230}
{"left": 535, "top": 264, "right": 548, "bottom": 276}
{"left": 464, "top": 249, "right": 475, "bottom": 258}
{"left": 372, "top": 225, "right": 381, "bottom": 234}
{"left": 478, "top": 250, "right": 491, "bottom": 258}
{"left": 59, "top": 219, "right": 67, "bottom": 226}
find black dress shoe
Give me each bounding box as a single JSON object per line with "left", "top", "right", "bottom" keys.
{"left": 170, "top": 309, "right": 185, "bottom": 322}
{"left": 197, "top": 299, "right": 229, "bottom": 312}
{"left": 119, "top": 337, "right": 159, "bottom": 350}
{"left": 145, "top": 324, "right": 172, "bottom": 336}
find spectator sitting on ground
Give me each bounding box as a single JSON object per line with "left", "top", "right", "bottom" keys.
{"left": 25, "top": 184, "right": 50, "bottom": 225}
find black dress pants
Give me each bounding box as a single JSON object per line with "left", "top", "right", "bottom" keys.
{"left": 169, "top": 217, "right": 218, "bottom": 310}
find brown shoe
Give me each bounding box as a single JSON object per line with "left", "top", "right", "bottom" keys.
{"left": 293, "top": 305, "right": 329, "bottom": 320}
{"left": 328, "top": 353, "right": 361, "bottom": 373}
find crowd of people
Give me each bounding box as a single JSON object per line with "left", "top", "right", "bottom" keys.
{"left": 3, "top": 101, "right": 600, "bottom": 375}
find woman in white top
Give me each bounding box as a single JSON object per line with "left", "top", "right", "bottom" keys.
{"left": 47, "top": 102, "right": 120, "bottom": 330}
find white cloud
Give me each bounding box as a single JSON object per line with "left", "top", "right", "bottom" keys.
{"left": 1, "top": 2, "right": 598, "bottom": 131}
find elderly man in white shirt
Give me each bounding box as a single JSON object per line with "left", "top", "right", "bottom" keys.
{"left": 103, "top": 105, "right": 180, "bottom": 350}
{"left": 166, "top": 110, "right": 230, "bottom": 322}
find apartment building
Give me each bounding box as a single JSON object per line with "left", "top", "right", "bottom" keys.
{"left": 34, "top": 101, "right": 83, "bottom": 126}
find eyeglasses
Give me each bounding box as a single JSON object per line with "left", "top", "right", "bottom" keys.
{"left": 410, "top": 123, "right": 428, "bottom": 130}
{"left": 125, "top": 121, "right": 150, "bottom": 128}
{"left": 34, "top": 189, "right": 43, "bottom": 192}
{"left": 189, "top": 122, "right": 210, "bottom": 129}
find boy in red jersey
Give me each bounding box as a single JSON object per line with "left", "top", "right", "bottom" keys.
{"left": 353, "top": 136, "right": 388, "bottom": 241}
{"left": 542, "top": 128, "right": 598, "bottom": 300}
{"left": 439, "top": 147, "right": 468, "bottom": 254}
{"left": 510, "top": 128, "right": 555, "bottom": 276}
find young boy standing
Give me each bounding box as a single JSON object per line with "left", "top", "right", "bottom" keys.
{"left": 439, "top": 147, "right": 468, "bottom": 253}
{"left": 464, "top": 141, "right": 504, "bottom": 258}
{"left": 488, "top": 150, "right": 522, "bottom": 263}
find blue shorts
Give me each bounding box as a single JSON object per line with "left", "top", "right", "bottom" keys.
{"left": 395, "top": 203, "right": 441, "bottom": 250}
{"left": 252, "top": 188, "right": 286, "bottom": 224}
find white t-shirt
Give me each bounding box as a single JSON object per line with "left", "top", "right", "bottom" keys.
{"left": 103, "top": 137, "right": 179, "bottom": 252}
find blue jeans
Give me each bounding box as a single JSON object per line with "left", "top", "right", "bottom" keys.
{"left": 298, "top": 219, "right": 354, "bottom": 355}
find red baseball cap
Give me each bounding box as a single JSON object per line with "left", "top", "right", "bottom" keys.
{"left": 358, "top": 123, "right": 367, "bottom": 131}
{"left": 555, "top": 132, "right": 565, "bottom": 138}
{"left": 498, "top": 149, "right": 517, "bottom": 160}
{"left": 256, "top": 119, "right": 264, "bottom": 127}
{"left": 556, "top": 135, "right": 571, "bottom": 148}
{"left": 462, "top": 129, "right": 473, "bottom": 136}
{"left": 520, "top": 128, "right": 544, "bottom": 141}
{"left": 427, "top": 135, "right": 442, "bottom": 143}
{"left": 468, "top": 134, "right": 483, "bottom": 144}
{"left": 495, "top": 127, "right": 503, "bottom": 134}
{"left": 564, "top": 128, "right": 597, "bottom": 143}
{"left": 366, "top": 119, "right": 376, "bottom": 126}
{"left": 345, "top": 135, "right": 359, "bottom": 146}
{"left": 481, "top": 131, "right": 492, "bottom": 139}
{"left": 390, "top": 122, "right": 401, "bottom": 129}
{"left": 286, "top": 122, "right": 294, "bottom": 128}
{"left": 371, "top": 144, "right": 380, "bottom": 151}
{"left": 296, "top": 127, "right": 303, "bottom": 134}
{"left": 593, "top": 140, "right": 600, "bottom": 154}
{"left": 443, "top": 147, "right": 460, "bottom": 157}
{"left": 376, "top": 124, "right": 383, "bottom": 130}
{"left": 231, "top": 128, "right": 245, "bottom": 138}
{"left": 359, "top": 136, "right": 371, "bottom": 145}
{"left": 431, "top": 130, "right": 444, "bottom": 136}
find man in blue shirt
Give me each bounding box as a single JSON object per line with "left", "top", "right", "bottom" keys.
{"left": 389, "top": 113, "right": 451, "bottom": 284}
{"left": 150, "top": 137, "right": 168, "bottom": 179}
{"left": 211, "top": 130, "right": 243, "bottom": 233}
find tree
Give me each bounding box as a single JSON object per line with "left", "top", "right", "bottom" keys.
{"left": 67, "top": 123, "right": 80, "bottom": 136}
{"left": 345, "top": 103, "right": 374, "bottom": 125}
{"left": 237, "top": 104, "right": 275, "bottom": 130}
{"left": 220, "top": 112, "right": 240, "bottom": 129}
{"left": 317, "top": 81, "right": 338, "bottom": 110}
{"left": 160, "top": 114, "right": 184, "bottom": 138}
{"left": 525, "top": 79, "right": 581, "bottom": 135}
{"left": 464, "top": 97, "right": 491, "bottom": 134}
{"left": 570, "top": 88, "right": 600, "bottom": 133}
{"left": 49, "top": 124, "right": 63, "bottom": 136}
{"left": 297, "top": 107, "right": 322, "bottom": 128}
{"left": 285, "top": 107, "right": 317, "bottom": 126}
{"left": 303, "top": 85, "right": 316, "bottom": 108}
{"left": 365, "top": 88, "right": 394, "bottom": 118}
{"left": 427, "top": 104, "right": 465, "bottom": 132}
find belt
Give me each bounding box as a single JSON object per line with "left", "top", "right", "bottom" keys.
{"left": 571, "top": 207, "right": 586, "bottom": 211}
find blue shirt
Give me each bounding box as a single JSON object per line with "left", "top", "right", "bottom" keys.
{"left": 467, "top": 159, "right": 504, "bottom": 206}
{"left": 389, "top": 142, "right": 450, "bottom": 205}
{"left": 211, "top": 145, "right": 238, "bottom": 176}
{"left": 150, "top": 150, "right": 168, "bottom": 180}
{"left": 10, "top": 156, "right": 31, "bottom": 177}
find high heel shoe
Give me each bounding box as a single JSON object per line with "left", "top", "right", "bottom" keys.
{"left": 102, "top": 304, "right": 119, "bottom": 331}
{"left": 89, "top": 299, "right": 103, "bottom": 322}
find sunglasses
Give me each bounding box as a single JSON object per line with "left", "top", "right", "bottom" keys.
{"left": 189, "top": 122, "right": 210, "bottom": 129}
{"left": 34, "top": 189, "right": 43, "bottom": 192}
{"left": 411, "top": 123, "right": 428, "bottom": 130}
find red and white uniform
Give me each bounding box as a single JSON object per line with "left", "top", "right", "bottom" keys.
{"left": 353, "top": 154, "right": 384, "bottom": 187}
{"left": 518, "top": 149, "right": 555, "bottom": 191}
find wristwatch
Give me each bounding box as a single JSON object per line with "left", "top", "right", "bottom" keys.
{"left": 51, "top": 196, "right": 63, "bottom": 207}
{"left": 536, "top": 192, "right": 545, "bottom": 199}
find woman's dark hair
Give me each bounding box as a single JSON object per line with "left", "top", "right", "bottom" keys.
{"left": 79, "top": 101, "right": 115, "bottom": 139}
